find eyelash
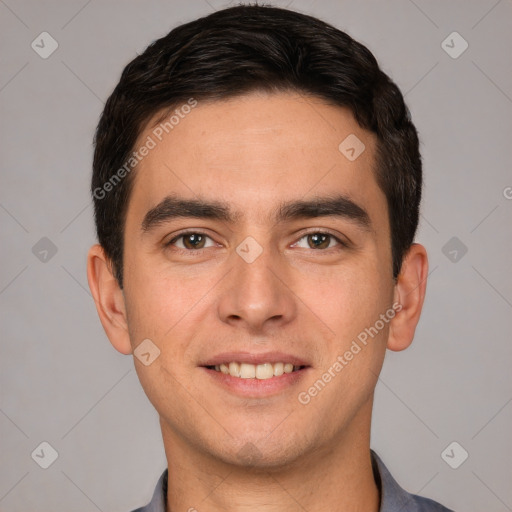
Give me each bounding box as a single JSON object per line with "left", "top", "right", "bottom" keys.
{"left": 165, "top": 229, "right": 348, "bottom": 253}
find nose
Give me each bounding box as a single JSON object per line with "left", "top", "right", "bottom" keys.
{"left": 217, "top": 241, "right": 298, "bottom": 335}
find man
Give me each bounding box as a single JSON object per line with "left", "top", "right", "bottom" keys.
{"left": 87, "top": 4, "right": 453, "bottom": 511}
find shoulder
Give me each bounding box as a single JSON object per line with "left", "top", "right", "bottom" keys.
{"left": 408, "top": 494, "right": 455, "bottom": 512}
{"left": 371, "top": 450, "right": 455, "bottom": 512}
{"left": 129, "top": 468, "right": 168, "bottom": 512}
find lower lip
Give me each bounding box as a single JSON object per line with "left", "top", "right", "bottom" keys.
{"left": 201, "top": 367, "right": 310, "bottom": 397}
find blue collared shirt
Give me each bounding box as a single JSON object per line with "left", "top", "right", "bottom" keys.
{"left": 131, "top": 450, "right": 454, "bottom": 511}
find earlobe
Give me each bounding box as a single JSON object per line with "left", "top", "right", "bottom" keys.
{"left": 387, "top": 243, "right": 429, "bottom": 352}
{"left": 86, "top": 244, "right": 133, "bottom": 355}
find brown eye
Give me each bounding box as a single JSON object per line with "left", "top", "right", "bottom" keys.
{"left": 168, "top": 232, "right": 214, "bottom": 250}
{"left": 182, "top": 233, "right": 205, "bottom": 249}
{"left": 307, "top": 233, "right": 331, "bottom": 249}
{"left": 292, "top": 232, "right": 344, "bottom": 250}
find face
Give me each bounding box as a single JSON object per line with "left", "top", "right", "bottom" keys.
{"left": 118, "top": 91, "right": 397, "bottom": 467}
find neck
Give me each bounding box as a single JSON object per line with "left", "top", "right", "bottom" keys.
{"left": 160, "top": 400, "right": 380, "bottom": 512}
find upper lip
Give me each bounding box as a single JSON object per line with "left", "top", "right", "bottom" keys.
{"left": 200, "top": 351, "right": 310, "bottom": 367}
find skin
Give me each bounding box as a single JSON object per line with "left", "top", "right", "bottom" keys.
{"left": 87, "top": 91, "right": 428, "bottom": 512}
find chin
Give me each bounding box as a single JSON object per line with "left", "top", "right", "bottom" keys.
{"left": 209, "top": 432, "right": 311, "bottom": 471}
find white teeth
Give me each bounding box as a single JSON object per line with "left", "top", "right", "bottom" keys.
{"left": 212, "top": 361, "right": 303, "bottom": 379}
{"left": 229, "top": 362, "right": 241, "bottom": 377}
{"left": 240, "top": 363, "right": 256, "bottom": 379}
{"left": 255, "top": 363, "right": 274, "bottom": 380}
{"left": 273, "top": 362, "right": 284, "bottom": 376}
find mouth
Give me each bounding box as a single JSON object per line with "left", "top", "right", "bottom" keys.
{"left": 200, "top": 352, "right": 311, "bottom": 397}
{"left": 204, "top": 362, "right": 307, "bottom": 380}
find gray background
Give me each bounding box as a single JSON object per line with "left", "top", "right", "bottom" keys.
{"left": 1, "top": 0, "right": 511, "bottom": 510}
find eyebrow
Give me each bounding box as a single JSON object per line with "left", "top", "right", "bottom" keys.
{"left": 141, "top": 193, "right": 372, "bottom": 233}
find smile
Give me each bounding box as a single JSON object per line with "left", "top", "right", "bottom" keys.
{"left": 206, "top": 362, "right": 305, "bottom": 380}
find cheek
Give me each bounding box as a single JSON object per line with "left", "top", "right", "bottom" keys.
{"left": 300, "top": 267, "right": 391, "bottom": 406}
{"left": 123, "top": 250, "right": 217, "bottom": 356}
{"left": 297, "top": 262, "right": 391, "bottom": 342}
{"left": 123, "top": 273, "right": 204, "bottom": 404}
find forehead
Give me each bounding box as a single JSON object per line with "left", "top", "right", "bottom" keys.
{"left": 127, "top": 91, "right": 386, "bottom": 230}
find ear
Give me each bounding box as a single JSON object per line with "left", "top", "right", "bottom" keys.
{"left": 86, "top": 244, "right": 132, "bottom": 355}
{"left": 387, "top": 243, "right": 429, "bottom": 352}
